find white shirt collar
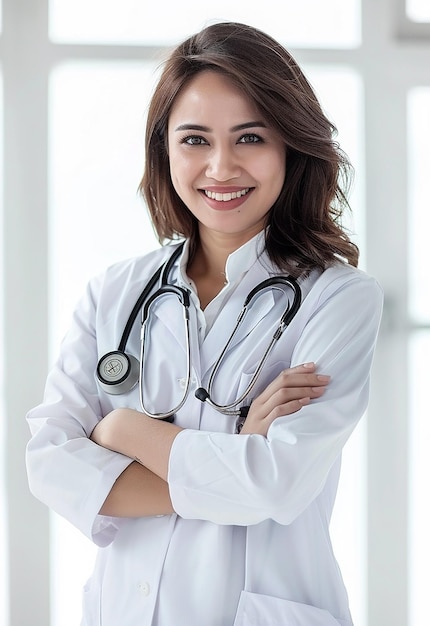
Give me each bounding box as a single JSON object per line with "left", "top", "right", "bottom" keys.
{"left": 178, "top": 230, "right": 266, "bottom": 287}
{"left": 177, "top": 231, "right": 266, "bottom": 337}
{"left": 224, "top": 230, "right": 266, "bottom": 284}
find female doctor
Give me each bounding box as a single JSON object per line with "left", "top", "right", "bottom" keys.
{"left": 26, "top": 21, "right": 383, "bottom": 626}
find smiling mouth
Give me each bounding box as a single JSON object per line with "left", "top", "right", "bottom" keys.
{"left": 203, "top": 188, "right": 251, "bottom": 202}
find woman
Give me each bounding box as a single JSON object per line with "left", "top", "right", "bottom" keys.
{"left": 26, "top": 22, "right": 383, "bottom": 626}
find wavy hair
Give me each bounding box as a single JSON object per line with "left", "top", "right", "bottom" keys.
{"left": 139, "top": 22, "right": 359, "bottom": 273}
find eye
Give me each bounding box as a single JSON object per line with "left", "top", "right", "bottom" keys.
{"left": 238, "top": 133, "right": 263, "bottom": 144}
{"left": 181, "top": 135, "right": 209, "bottom": 146}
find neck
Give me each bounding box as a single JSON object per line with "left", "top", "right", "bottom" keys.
{"left": 186, "top": 228, "right": 261, "bottom": 310}
{"left": 186, "top": 240, "right": 231, "bottom": 310}
{"left": 187, "top": 246, "right": 227, "bottom": 284}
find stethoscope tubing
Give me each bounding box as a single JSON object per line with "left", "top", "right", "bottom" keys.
{"left": 196, "top": 277, "right": 302, "bottom": 415}
{"left": 139, "top": 284, "right": 192, "bottom": 420}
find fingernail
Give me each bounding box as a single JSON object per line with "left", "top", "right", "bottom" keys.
{"left": 317, "top": 374, "right": 331, "bottom": 381}
{"left": 302, "top": 362, "right": 315, "bottom": 368}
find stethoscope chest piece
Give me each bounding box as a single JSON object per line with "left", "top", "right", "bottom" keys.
{"left": 96, "top": 350, "right": 140, "bottom": 395}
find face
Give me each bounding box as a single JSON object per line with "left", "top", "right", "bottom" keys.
{"left": 167, "top": 71, "right": 286, "bottom": 246}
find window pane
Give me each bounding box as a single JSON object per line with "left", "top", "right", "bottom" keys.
{"left": 49, "top": 62, "right": 160, "bottom": 626}
{"left": 49, "top": 62, "right": 159, "bottom": 345}
{"left": 407, "top": 0, "right": 430, "bottom": 22}
{"left": 330, "top": 419, "right": 367, "bottom": 626}
{"left": 49, "top": 0, "right": 361, "bottom": 48}
{"left": 305, "top": 66, "right": 366, "bottom": 260}
{"left": 0, "top": 72, "right": 9, "bottom": 626}
{"left": 409, "top": 331, "right": 430, "bottom": 626}
{"left": 408, "top": 88, "right": 430, "bottom": 323}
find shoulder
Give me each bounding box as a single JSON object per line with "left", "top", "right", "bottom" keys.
{"left": 88, "top": 244, "right": 182, "bottom": 300}
{"left": 259, "top": 246, "right": 383, "bottom": 305}
{"left": 314, "top": 262, "right": 383, "bottom": 303}
{"left": 104, "top": 244, "right": 180, "bottom": 283}
{"left": 258, "top": 246, "right": 384, "bottom": 316}
{"left": 298, "top": 262, "right": 384, "bottom": 325}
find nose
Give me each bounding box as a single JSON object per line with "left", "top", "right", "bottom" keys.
{"left": 205, "top": 144, "right": 241, "bottom": 181}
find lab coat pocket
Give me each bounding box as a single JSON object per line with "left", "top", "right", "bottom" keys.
{"left": 81, "top": 577, "right": 101, "bottom": 626}
{"left": 233, "top": 591, "right": 346, "bottom": 626}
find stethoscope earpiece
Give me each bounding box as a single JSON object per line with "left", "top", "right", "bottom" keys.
{"left": 96, "top": 350, "right": 140, "bottom": 395}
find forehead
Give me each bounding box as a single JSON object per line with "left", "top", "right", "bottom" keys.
{"left": 169, "top": 70, "right": 261, "bottom": 124}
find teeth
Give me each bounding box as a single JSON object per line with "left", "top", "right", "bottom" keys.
{"left": 204, "top": 188, "right": 250, "bottom": 201}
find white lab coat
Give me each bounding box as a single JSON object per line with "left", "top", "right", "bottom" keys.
{"left": 26, "top": 235, "right": 383, "bottom": 626}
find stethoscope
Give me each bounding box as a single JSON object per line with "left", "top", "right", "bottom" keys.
{"left": 96, "top": 243, "right": 302, "bottom": 425}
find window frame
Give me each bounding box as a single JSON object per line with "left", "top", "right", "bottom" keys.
{"left": 397, "top": 0, "right": 430, "bottom": 37}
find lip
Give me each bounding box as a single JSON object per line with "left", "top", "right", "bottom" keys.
{"left": 199, "top": 186, "right": 254, "bottom": 211}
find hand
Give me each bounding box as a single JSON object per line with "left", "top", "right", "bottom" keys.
{"left": 239, "top": 362, "right": 330, "bottom": 436}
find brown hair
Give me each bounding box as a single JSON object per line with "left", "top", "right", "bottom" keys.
{"left": 139, "top": 21, "right": 359, "bottom": 274}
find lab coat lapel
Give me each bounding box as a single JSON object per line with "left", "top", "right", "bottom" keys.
{"left": 146, "top": 294, "right": 189, "bottom": 355}
{"left": 199, "top": 260, "right": 275, "bottom": 379}
{"left": 144, "top": 287, "right": 203, "bottom": 381}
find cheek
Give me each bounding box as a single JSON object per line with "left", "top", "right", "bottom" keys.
{"left": 272, "top": 151, "right": 287, "bottom": 187}
{"left": 168, "top": 150, "right": 183, "bottom": 188}
{"left": 169, "top": 161, "right": 195, "bottom": 206}
{"left": 169, "top": 148, "right": 192, "bottom": 180}
{"left": 256, "top": 152, "right": 286, "bottom": 188}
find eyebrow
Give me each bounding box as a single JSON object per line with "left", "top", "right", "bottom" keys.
{"left": 174, "top": 121, "right": 267, "bottom": 132}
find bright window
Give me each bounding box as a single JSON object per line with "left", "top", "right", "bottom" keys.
{"left": 408, "top": 88, "right": 430, "bottom": 324}
{"left": 409, "top": 332, "right": 430, "bottom": 626}
{"left": 49, "top": 0, "right": 361, "bottom": 47}
{"left": 49, "top": 62, "right": 159, "bottom": 346}
{"left": 408, "top": 88, "right": 430, "bottom": 626}
{"left": 0, "top": 70, "right": 9, "bottom": 626}
{"left": 406, "top": 0, "right": 430, "bottom": 22}
{"left": 306, "top": 67, "right": 365, "bottom": 262}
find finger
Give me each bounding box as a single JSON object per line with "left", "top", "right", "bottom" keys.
{"left": 278, "top": 373, "right": 331, "bottom": 388}
{"left": 254, "top": 371, "right": 330, "bottom": 406}
{"left": 251, "top": 386, "right": 326, "bottom": 419}
{"left": 261, "top": 397, "right": 311, "bottom": 424}
{"left": 262, "top": 386, "right": 326, "bottom": 414}
{"left": 274, "top": 395, "right": 311, "bottom": 414}
{"left": 251, "top": 365, "right": 311, "bottom": 403}
{"left": 277, "top": 366, "right": 331, "bottom": 386}
{"left": 269, "top": 387, "right": 330, "bottom": 419}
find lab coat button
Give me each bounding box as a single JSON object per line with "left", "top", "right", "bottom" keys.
{"left": 138, "top": 581, "right": 150, "bottom": 597}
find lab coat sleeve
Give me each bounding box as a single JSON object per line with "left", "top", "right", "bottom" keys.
{"left": 26, "top": 276, "right": 133, "bottom": 546}
{"left": 167, "top": 271, "right": 383, "bottom": 526}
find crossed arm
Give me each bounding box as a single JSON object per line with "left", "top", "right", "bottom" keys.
{"left": 91, "top": 362, "right": 330, "bottom": 518}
